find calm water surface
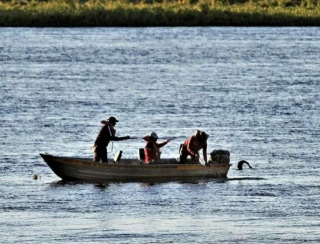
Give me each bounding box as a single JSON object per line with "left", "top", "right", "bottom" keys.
{"left": 1, "top": 27, "right": 320, "bottom": 243}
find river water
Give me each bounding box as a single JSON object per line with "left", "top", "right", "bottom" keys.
{"left": 1, "top": 27, "right": 320, "bottom": 243}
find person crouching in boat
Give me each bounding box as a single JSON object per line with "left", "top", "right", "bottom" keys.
{"left": 93, "top": 116, "right": 130, "bottom": 163}
{"left": 179, "top": 130, "right": 209, "bottom": 165}
{"left": 143, "top": 132, "right": 171, "bottom": 164}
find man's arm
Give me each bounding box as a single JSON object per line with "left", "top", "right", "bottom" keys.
{"left": 111, "top": 135, "right": 130, "bottom": 141}
{"left": 157, "top": 139, "right": 171, "bottom": 148}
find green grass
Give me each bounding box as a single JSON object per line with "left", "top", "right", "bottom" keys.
{"left": 0, "top": 0, "right": 320, "bottom": 26}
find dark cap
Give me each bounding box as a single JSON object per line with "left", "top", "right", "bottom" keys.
{"left": 108, "top": 116, "right": 119, "bottom": 124}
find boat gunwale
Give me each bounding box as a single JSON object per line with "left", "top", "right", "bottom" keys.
{"left": 40, "top": 153, "right": 232, "bottom": 170}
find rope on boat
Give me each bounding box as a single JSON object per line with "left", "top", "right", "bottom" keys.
{"left": 199, "top": 158, "right": 209, "bottom": 179}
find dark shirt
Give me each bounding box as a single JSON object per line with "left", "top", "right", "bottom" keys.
{"left": 94, "top": 125, "right": 125, "bottom": 147}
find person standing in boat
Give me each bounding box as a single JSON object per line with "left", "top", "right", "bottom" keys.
{"left": 93, "top": 116, "right": 130, "bottom": 163}
{"left": 179, "top": 130, "right": 209, "bottom": 165}
{"left": 143, "top": 132, "right": 171, "bottom": 164}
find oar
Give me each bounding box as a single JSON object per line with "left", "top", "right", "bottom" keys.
{"left": 127, "top": 136, "right": 140, "bottom": 140}
{"left": 127, "top": 137, "right": 175, "bottom": 140}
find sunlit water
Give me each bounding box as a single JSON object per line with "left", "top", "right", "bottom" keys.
{"left": 1, "top": 27, "right": 320, "bottom": 243}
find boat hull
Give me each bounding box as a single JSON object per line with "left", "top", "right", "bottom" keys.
{"left": 40, "top": 153, "right": 231, "bottom": 183}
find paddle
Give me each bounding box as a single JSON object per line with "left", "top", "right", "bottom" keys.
{"left": 127, "top": 136, "right": 174, "bottom": 141}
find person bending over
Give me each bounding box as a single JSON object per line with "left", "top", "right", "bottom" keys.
{"left": 179, "top": 130, "right": 209, "bottom": 165}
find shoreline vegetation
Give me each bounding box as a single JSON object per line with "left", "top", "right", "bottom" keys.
{"left": 0, "top": 0, "right": 320, "bottom": 27}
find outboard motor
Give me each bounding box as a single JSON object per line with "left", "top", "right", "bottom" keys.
{"left": 209, "top": 150, "right": 230, "bottom": 164}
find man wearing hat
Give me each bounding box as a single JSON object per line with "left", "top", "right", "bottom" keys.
{"left": 93, "top": 116, "right": 130, "bottom": 162}
{"left": 143, "top": 132, "right": 171, "bottom": 164}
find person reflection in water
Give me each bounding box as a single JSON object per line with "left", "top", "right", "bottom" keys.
{"left": 143, "top": 132, "right": 171, "bottom": 164}
{"left": 179, "top": 130, "right": 209, "bottom": 165}
{"left": 93, "top": 116, "right": 130, "bottom": 163}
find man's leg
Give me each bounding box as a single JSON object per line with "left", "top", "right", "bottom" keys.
{"left": 179, "top": 144, "right": 189, "bottom": 163}
{"left": 100, "top": 147, "right": 108, "bottom": 163}
{"left": 93, "top": 145, "right": 100, "bottom": 162}
{"left": 93, "top": 145, "right": 108, "bottom": 162}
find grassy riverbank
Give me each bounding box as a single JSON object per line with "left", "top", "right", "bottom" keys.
{"left": 0, "top": 0, "right": 320, "bottom": 27}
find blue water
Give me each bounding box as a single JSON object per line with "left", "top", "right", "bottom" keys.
{"left": 1, "top": 27, "right": 320, "bottom": 243}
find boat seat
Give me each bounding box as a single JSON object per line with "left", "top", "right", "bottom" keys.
{"left": 114, "top": 150, "right": 122, "bottom": 163}
{"left": 138, "top": 148, "right": 145, "bottom": 161}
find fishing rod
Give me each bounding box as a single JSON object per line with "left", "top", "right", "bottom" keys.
{"left": 127, "top": 136, "right": 176, "bottom": 140}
